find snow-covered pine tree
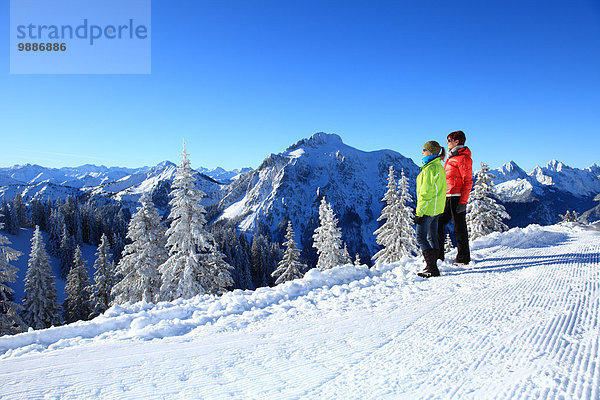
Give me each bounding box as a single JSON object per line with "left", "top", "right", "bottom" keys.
{"left": 47, "top": 206, "right": 66, "bottom": 256}
{"left": 397, "top": 169, "right": 419, "bottom": 254}
{"left": 354, "top": 253, "right": 362, "bottom": 266}
{"left": 341, "top": 243, "right": 352, "bottom": 265}
{"left": 272, "top": 221, "right": 306, "bottom": 285}
{"left": 160, "top": 143, "right": 233, "bottom": 300}
{"left": 203, "top": 246, "right": 234, "bottom": 295}
{"left": 250, "top": 235, "right": 269, "bottom": 287}
{"left": 372, "top": 167, "right": 418, "bottom": 264}
{"left": 59, "top": 226, "right": 75, "bottom": 278}
{"left": 63, "top": 246, "right": 92, "bottom": 324}
{"left": 0, "top": 217, "right": 25, "bottom": 335}
{"left": 22, "top": 226, "right": 61, "bottom": 330}
{"left": 372, "top": 166, "right": 399, "bottom": 264}
{"left": 466, "top": 162, "right": 511, "bottom": 240}
{"left": 89, "top": 234, "right": 116, "bottom": 317}
{"left": 313, "top": 197, "right": 346, "bottom": 270}
{"left": 112, "top": 193, "right": 167, "bottom": 304}
{"left": 1, "top": 202, "right": 19, "bottom": 235}
{"left": 12, "top": 194, "right": 27, "bottom": 229}
{"left": 444, "top": 232, "right": 454, "bottom": 254}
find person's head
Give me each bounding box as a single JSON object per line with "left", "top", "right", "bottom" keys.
{"left": 422, "top": 140, "right": 445, "bottom": 159}
{"left": 447, "top": 130, "right": 466, "bottom": 150}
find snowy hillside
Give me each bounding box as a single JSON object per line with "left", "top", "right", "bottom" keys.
{"left": 216, "top": 132, "right": 420, "bottom": 261}
{"left": 1, "top": 223, "right": 599, "bottom": 399}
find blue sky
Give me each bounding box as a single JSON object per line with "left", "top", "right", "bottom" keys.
{"left": 2, "top": 0, "right": 599, "bottom": 172}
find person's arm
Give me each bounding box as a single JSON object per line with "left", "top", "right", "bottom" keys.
{"left": 459, "top": 157, "right": 473, "bottom": 204}
{"left": 416, "top": 171, "right": 436, "bottom": 216}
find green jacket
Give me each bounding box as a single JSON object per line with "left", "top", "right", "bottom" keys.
{"left": 416, "top": 157, "right": 447, "bottom": 217}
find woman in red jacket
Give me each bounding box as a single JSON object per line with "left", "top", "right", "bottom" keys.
{"left": 437, "top": 130, "right": 473, "bottom": 265}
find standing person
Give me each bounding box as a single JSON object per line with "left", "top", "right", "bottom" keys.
{"left": 415, "top": 141, "right": 447, "bottom": 278}
{"left": 437, "top": 130, "right": 473, "bottom": 265}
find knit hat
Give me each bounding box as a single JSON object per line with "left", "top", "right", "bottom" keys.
{"left": 423, "top": 140, "right": 442, "bottom": 155}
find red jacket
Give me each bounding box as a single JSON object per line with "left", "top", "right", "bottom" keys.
{"left": 444, "top": 146, "right": 473, "bottom": 204}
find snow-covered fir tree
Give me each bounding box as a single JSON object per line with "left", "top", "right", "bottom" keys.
{"left": 313, "top": 197, "right": 347, "bottom": 271}
{"left": 397, "top": 169, "right": 419, "bottom": 255}
{"left": 372, "top": 167, "right": 418, "bottom": 264}
{"left": 22, "top": 226, "right": 60, "bottom": 330}
{"left": 112, "top": 193, "right": 167, "bottom": 304}
{"left": 204, "top": 246, "right": 235, "bottom": 295}
{"left": 0, "top": 217, "right": 25, "bottom": 335}
{"left": 89, "top": 234, "right": 116, "bottom": 317}
{"left": 272, "top": 221, "right": 306, "bottom": 285}
{"left": 444, "top": 232, "right": 454, "bottom": 254}
{"left": 59, "top": 226, "right": 75, "bottom": 278}
{"left": 0, "top": 202, "right": 19, "bottom": 236}
{"left": 160, "top": 143, "right": 233, "bottom": 300}
{"left": 211, "top": 226, "right": 254, "bottom": 290}
{"left": 47, "top": 206, "right": 66, "bottom": 256}
{"left": 354, "top": 253, "right": 362, "bottom": 266}
{"left": 467, "top": 162, "right": 511, "bottom": 240}
{"left": 341, "top": 244, "right": 352, "bottom": 265}
{"left": 63, "top": 246, "right": 92, "bottom": 324}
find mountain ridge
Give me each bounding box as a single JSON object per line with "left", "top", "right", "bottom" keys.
{"left": 2, "top": 134, "right": 599, "bottom": 243}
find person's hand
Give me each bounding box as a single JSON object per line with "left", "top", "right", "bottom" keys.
{"left": 414, "top": 215, "right": 424, "bottom": 225}
{"left": 456, "top": 203, "right": 467, "bottom": 213}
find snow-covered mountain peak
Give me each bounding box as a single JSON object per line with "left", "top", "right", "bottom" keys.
{"left": 545, "top": 159, "right": 565, "bottom": 172}
{"left": 305, "top": 132, "right": 344, "bottom": 147}
{"left": 525, "top": 160, "right": 600, "bottom": 197}
{"left": 285, "top": 132, "right": 345, "bottom": 154}
{"left": 586, "top": 163, "right": 600, "bottom": 176}
{"left": 154, "top": 160, "right": 176, "bottom": 169}
{"left": 495, "top": 161, "right": 528, "bottom": 181}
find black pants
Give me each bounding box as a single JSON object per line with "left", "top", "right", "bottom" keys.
{"left": 438, "top": 197, "right": 470, "bottom": 263}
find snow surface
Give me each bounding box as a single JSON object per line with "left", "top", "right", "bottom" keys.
{"left": 1, "top": 224, "right": 599, "bottom": 399}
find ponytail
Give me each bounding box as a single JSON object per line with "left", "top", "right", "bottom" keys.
{"left": 439, "top": 147, "right": 446, "bottom": 160}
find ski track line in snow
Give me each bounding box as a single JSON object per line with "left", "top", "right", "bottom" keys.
{"left": 303, "top": 229, "right": 600, "bottom": 400}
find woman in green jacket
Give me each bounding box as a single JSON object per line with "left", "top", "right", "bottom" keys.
{"left": 415, "top": 140, "right": 447, "bottom": 278}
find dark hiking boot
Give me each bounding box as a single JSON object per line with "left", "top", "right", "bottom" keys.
{"left": 418, "top": 249, "right": 441, "bottom": 278}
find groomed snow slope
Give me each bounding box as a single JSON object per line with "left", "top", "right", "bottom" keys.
{"left": 0, "top": 224, "right": 599, "bottom": 399}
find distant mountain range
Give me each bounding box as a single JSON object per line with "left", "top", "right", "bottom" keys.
{"left": 0, "top": 163, "right": 251, "bottom": 208}
{"left": 2, "top": 133, "right": 599, "bottom": 263}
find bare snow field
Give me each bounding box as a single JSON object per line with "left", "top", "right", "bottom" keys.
{"left": 0, "top": 223, "right": 598, "bottom": 399}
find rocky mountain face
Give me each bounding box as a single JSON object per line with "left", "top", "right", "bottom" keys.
{"left": 214, "top": 132, "right": 420, "bottom": 265}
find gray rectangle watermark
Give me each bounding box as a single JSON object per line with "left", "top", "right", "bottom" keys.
{"left": 10, "top": 0, "right": 151, "bottom": 74}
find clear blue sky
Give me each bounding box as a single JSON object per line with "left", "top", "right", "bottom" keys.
{"left": 2, "top": 0, "right": 599, "bottom": 171}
